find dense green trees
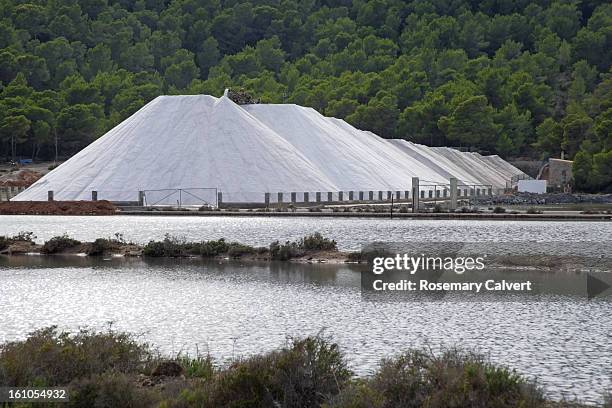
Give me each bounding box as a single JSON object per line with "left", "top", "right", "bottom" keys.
{"left": 0, "top": 0, "right": 610, "bottom": 191}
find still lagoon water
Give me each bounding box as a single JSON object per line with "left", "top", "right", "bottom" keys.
{"left": 1, "top": 215, "right": 611, "bottom": 249}
{"left": 0, "top": 216, "right": 611, "bottom": 404}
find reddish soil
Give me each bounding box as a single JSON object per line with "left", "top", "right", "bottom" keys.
{"left": 0, "top": 169, "right": 43, "bottom": 187}
{"left": 0, "top": 200, "right": 117, "bottom": 215}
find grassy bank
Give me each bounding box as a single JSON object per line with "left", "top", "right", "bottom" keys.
{"left": 1, "top": 327, "right": 605, "bottom": 408}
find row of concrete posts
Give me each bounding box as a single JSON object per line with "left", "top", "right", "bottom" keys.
{"left": 42, "top": 177, "right": 491, "bottom": 209}
{"left": 214, "top": 177, "right": 488, "bottom": 212}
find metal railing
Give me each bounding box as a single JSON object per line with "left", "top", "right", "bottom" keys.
{"left": 140, "top": 188, "right": 218, "bottom": 208}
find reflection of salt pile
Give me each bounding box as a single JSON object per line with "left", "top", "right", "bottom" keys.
{"left": 14, "top": 92, "right": 525, "bottom": 204}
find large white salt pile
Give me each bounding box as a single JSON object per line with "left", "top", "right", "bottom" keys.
{"left": 245, "top": 104, "right": 448, "bottom": 191}
{"left": 13, "top": 92, "right": 525, "bottom": 204}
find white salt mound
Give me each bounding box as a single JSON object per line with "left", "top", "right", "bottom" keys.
{"left": 14, "top": 93, "right": 525, "bottom": 204}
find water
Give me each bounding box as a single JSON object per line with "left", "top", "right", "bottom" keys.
{"left": 1, "top": 216, "right": 611, "bottom": 404}
{"left": 1, "top": 215, "right": 611, "bottom": 250}
{"left": 0, "top": 256, "right": 611, "bottom": 404}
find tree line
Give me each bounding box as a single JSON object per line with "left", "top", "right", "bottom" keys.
{"left": 0, "top": 0, "right": 610, "bottom": 191}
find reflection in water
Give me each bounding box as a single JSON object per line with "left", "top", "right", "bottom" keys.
{"left": 0, "top": 256, "right": 611, "bottom": 403}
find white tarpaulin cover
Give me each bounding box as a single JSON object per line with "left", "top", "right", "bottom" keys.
{"left": 14, "top": 92, "right": 525, "bottom": 204}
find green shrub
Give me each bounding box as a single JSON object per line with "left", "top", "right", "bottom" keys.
{"left": 143, "top": 240, "right": 166, "bottom": 257}
{"left": 143, "top": 237, "right": 258, "bottom": 258}
{"left": 198, "top": 239, "right": 229, "bottom": 257}
{"left": 87, "top": 234, "right": 129, "bottom": 255}
{"left": 269, "top": 240, "right": 303, "bottom": 261}
{"left": 206, "top": 337, "right": 351, "bottom": 408}
{"left": 41, "top": 234, "right": 81, "bottom": 254}
{"left": 143, "top": 235, "right": 197, "bottom": 257}
{"left": 300, "top": 232, "right": 337, "bottom": 251}
{"left": 493, "top": 206, "right": 506, "bottom": 213}
{"left": 325, "top": 381, "right": 384, "bottom": 408}
{"left": 177, "top": 354, "right": 215, "bottom": 380}
{"left": 0, "top": 326, "right": 152, "bottom": 386}
{"left": 69, "top": 372, "right": 159, "bottom": 408}
{"left": 86, "top": 238, "right": 113, "bottom": 256}
{"left": 227, "top": 243, "right": 255, "bottom": 257}
{"left": 365, "top": 348, "right": 544, "bottom": 408}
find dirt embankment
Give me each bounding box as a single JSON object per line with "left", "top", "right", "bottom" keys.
{"left": 0, "top": 200, "right": 117, "bottom": 215}
{"left": 0, "top": 169, "right": 43, "bottom": 187}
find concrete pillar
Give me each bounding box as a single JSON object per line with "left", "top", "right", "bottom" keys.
{"left": 449, "top": 177, "right": 458, "bottom": 210}
{"left": 327, "top": 192, "right": 333, "bottom": 202}
{"left": 291, "top": 192, "right": 297, "bottom": 203}
{"left": 217, "top": 192, "right": 222, "bottom": 207}
{"left": 369, "top": 191, "right": 374, "bottom": 201}
{"left": 264, "top": 192, "right": 270, "bottom": 206}
{"left": 278, "top": 192, "right": 283, "bottom": 204}
{"left": 48, "top": 190, "right": 54, "bottom": 201}
{"left": 316, "top": 192, "right": 321, "bottom": 202}
{"left": 359, "top": 191, "right": 364, "bottom": 201}
{"left": 488, "top": 188, "right": 492, "bottom": 196}
{"left": 348, "top": 191, "right": 354, "bottom": 201}
{"left": 91, "top": 191, "right": 98, "bottom": 201}
{"left": 338, "top": 191, "right": 343, "bottom": 201}
{"left": 411, "top": 177, "right": 419, "bottom": 213}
